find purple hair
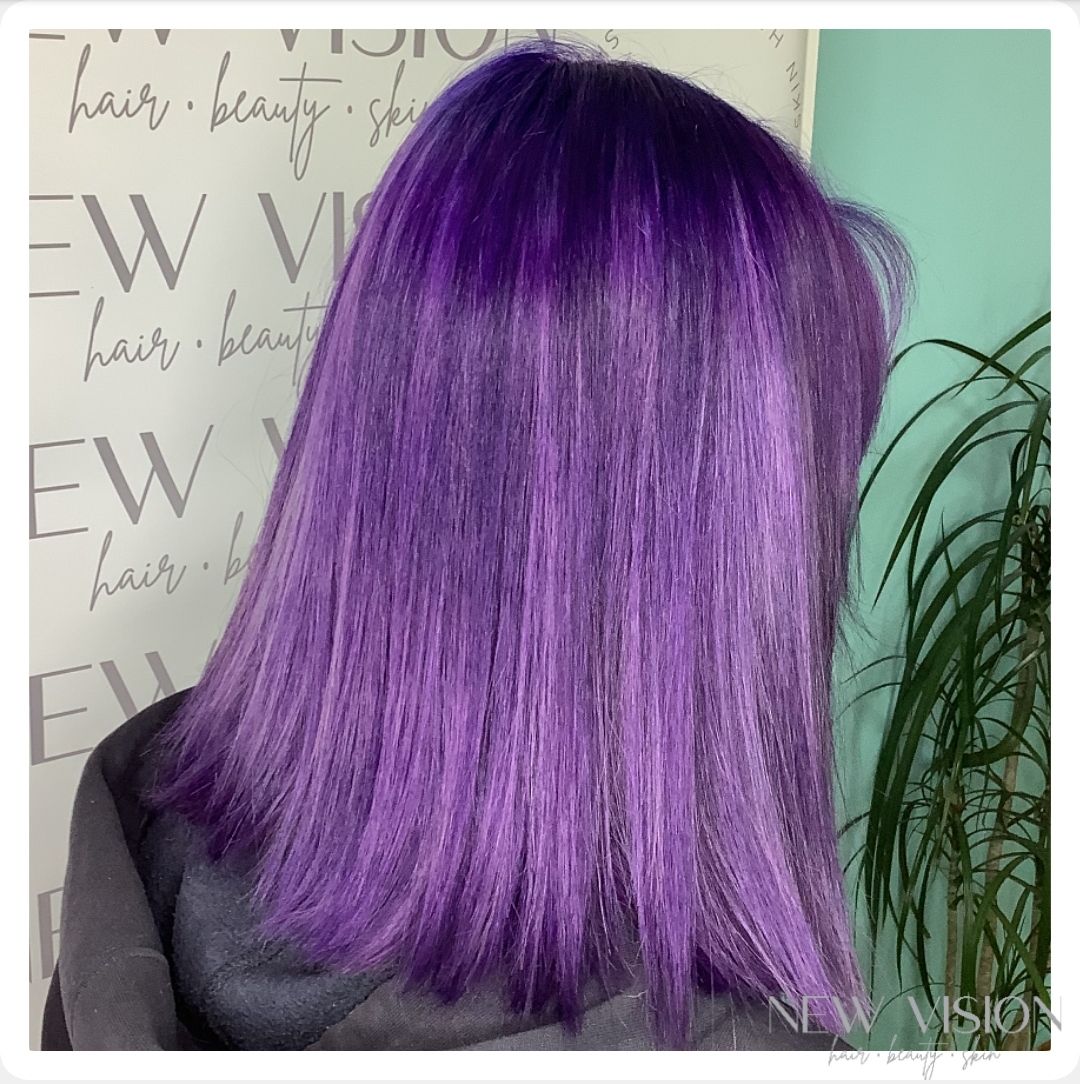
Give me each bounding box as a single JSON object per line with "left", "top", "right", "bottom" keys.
{"left": 148, "top": 40, "right": 911, "bottom": 1047}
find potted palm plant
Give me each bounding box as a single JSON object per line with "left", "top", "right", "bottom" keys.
{"left": 846, "top": 313, "right": 1050, "bottom": 1051}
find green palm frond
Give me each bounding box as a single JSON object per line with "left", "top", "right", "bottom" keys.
{"left": 845, "top": 312, "right": 1050, "bottom": 1051}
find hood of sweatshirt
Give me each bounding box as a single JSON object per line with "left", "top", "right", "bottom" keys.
{"left": 41, "top": 689, "right": 850, "bottom": 1053}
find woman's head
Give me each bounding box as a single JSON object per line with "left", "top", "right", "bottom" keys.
{"left": 149, "top": 38, "right": 911, "bottom": 1047}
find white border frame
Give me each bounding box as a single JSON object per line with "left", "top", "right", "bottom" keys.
{"left": 5, "top": 2, "right": 1075, "bottom": 1080}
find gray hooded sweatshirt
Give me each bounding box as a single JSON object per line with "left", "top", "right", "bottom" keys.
{"left": 41, "top": 689, "right": 852, "bottom": 1053}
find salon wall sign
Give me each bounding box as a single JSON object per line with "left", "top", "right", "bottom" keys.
{"left": 27, "top": 25, "right": 818, "bottom": 1045}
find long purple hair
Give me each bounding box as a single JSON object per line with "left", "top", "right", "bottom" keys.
{"left": 148, "top": 39, "right": 911, "bottom": 1047}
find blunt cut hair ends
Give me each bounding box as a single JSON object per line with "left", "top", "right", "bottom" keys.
{"left": 148, "top": 39, "right": 913, "bottom": 1049}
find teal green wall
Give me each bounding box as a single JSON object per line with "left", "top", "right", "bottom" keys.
{"left": 810, "top": 30, "right": 1050, "bottom": 1049}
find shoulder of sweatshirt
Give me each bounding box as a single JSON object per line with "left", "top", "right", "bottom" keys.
{"left": 42, "top": 687, "right": 197, "bottom": 1050}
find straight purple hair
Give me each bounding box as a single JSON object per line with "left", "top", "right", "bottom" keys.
{"left": 148, "top": 39, "right": 912, "bottom": 1047}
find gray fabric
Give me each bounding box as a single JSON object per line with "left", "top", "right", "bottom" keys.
{"left": 42, "top": 690, "right": 851, "bottom": 1052}
{"left": 138, "top": 809, "right": 392, "bottom": 1050}
{"left": 310, "top": 972, "right": 840, "bottom": 1051}
{"left": 47, "top": 690, "right": 198, "bottom": 1050}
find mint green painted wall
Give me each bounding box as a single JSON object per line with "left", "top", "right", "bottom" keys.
{"left": 810, "top": 30, "right": 1050, "bottom": 1049}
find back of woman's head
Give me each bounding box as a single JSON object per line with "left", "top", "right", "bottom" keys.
{"left": 149, "top": 38, "right": 912, "bottom": 1048}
